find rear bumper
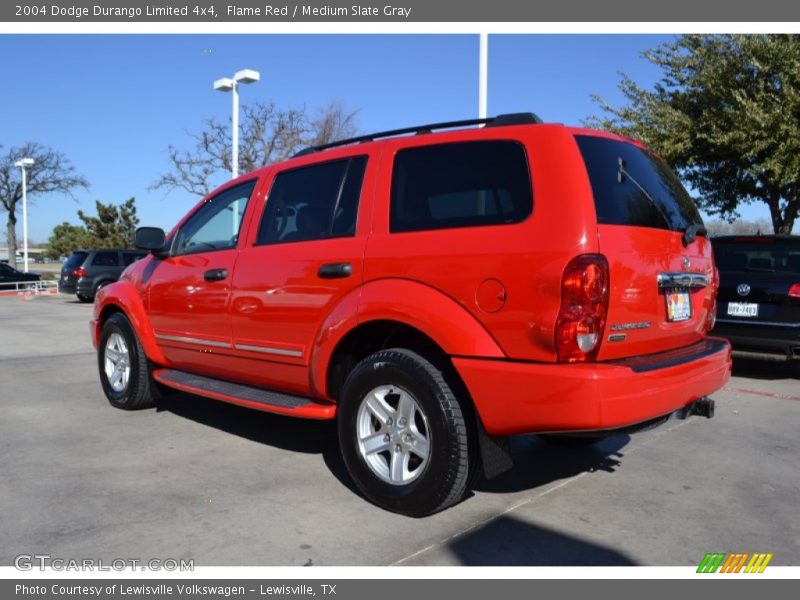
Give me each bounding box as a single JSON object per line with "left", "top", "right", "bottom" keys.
{"left": 454, "top": 337, "right": 732, "bottom": 436}
{"left": 712, "top": 321, "right": 800, "bottom": 359}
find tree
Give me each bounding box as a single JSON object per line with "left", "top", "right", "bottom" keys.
{"left": 45, "top": 198, "right": 140, "bottom": 259}
{"left": 705, "top": 217, "right": 773, "bottom": 236}
{"left": 78, "top": 197, "right": 140, "bottom": 248}
{"left": 587, "top": 35, "right": 800, "bottom": 234}
{"left": 152, "top": 100, "right": 359, "bottom": 197}
{"left": 0, "top": 143, "right": 89, "bottom": 268}
{"left": 46, "top": 222, "right": 92, "bottom": 260}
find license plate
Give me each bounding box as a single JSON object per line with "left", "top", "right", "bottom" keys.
{"left": 727, "top": 302, "right": 759, "bottom": 317}
{"left": 666, "top": 290, "right": 692, "bottom": 322}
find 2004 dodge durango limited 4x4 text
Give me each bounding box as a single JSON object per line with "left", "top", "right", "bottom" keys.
{"left": 91, "top": 113, "right": 731, "bottom": 516}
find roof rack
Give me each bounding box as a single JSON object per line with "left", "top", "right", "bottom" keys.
{"left": 293, "top": 112, "right": 543, "bottom": 158}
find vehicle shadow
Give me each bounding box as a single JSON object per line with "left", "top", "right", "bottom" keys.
{"left": 445, "top": 514, "right": 636, "bottom": 565}
{"left": 731, "top": 356, "right": 799, "bottom": 380}
{"left": 157, "top": 391, "right": 632, "bottom": 501}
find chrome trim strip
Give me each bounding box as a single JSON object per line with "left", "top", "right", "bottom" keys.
{"left": 234, "top": 343, "right": 303, "bottom": 357}
{"left": 715, "top": 318, "right": 800, "bottom": 329}
{"left": 657, "top": 272, "right": 709, "bottom": 289}
{"left": 155, "top": 333, "right": 232, "bottom": 348}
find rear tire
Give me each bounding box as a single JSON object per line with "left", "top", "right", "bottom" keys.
{"left": 98, "top": 313, "right": 159, "bottom": 410}
{"left": 77, "top": 294, "right": 93, "bottom": 303}
{"left": 338, "top": 348, "right": 475, "bottom": 517}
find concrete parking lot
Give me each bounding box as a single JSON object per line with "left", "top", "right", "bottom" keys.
{"left": 1, "top": 294, "right": 798, "bottom": 566}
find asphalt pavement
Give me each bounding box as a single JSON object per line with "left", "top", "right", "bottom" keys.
{"left": 1, "top": 295, "right": 798, "bottom": 566}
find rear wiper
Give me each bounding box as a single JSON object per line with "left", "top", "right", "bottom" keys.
{"left": 682, "top": 222, "right": 708, "bottom": 247}
{"left": 617, "top": 158, "right": 672, "bottom": 231}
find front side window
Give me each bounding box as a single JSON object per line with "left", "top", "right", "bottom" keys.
{"left": 390, "top": 141, "right": 533, "bottom": 233}
{"left": 172, "top": 180, "right": 257, "bottom": 256}
{"left": 256, "top": 156, "right": 368, "bottom": 245}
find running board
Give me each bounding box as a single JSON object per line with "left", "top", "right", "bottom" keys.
{"left": 152, "top": 369, "right": 336, "bottom": 420}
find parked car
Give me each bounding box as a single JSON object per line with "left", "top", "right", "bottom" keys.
{"left": 0, "top": 263, "right": 41, "bottom": 290}
{"left": 91, "top": 113, "right": 731, "bottom": 516}
{"left": 59, "top": 249, "right": 147, "bottom": 302}
{"left": 711, "top": 235, "right": 800, "bottom": 362}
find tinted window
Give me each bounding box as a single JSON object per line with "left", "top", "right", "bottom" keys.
{"left": 172, "top": 180, "right": 256, "bottom": 256}
{"left": 256, "top": 157, "right": 367, "bottom": 245}
{"left": 576, "top": 135, "right": 703, "bottom": 232}
{"left": 91, "top": 251, "right": 119, "bottom": 267}
{"left": 65, "top": 251, "right": 88, "bottom": 268}
{"left": 0, "top": 264, "right": 14, "bottom": 275}
{"left": 390, "top": 141, "right": 532, "bottom": 233}
{"left": 122, "top": 252, "right": 145, "bottom": 266}
{"left": 713, "top": 239, "right": 800, "bottom": 274}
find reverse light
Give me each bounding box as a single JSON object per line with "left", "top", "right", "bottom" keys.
{"left": 789, "top": 283, "right": 800, "bottom": 299}
{"left": 555, "top": 254, "right": 610, "bottom": 363}
{"left": 72, "top": 267, "right": 87, "bottom": 278}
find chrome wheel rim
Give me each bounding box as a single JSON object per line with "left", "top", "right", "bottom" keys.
{"left": 104, "top": 332, "right": 131, "bottom": 393}
{"left": 356, "top": 385, "right": 431, "bottom": 486}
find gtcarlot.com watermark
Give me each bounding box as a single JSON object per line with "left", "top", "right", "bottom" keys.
{"left": 14, "top": 554, "right": 194, "bottom": 571}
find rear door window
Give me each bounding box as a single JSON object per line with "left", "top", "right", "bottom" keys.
{"left": 576, "top": 135, "right": 703, "bottom": 232}
{"left": 390, "top": 141, "right": 532, "bottom": 233}
{"left": 122, "top": 252, "right": 145, "bottom": 266}
{"left": 256, "top": 156, "right": 367, "bottom": 245}
{"left": 91, "top": 251, "right": 120, "bottom": 267}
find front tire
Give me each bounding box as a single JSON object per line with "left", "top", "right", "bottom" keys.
{"left": 338, "top": 348, "right": 474, "bottom": 517}
{"left": 98, "top": 313, "right": 159, "bottom": 410}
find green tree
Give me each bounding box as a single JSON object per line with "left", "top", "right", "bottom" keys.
{"left": 78, "top": 197, "right": 140, "bottom": 247}
{"left": 587, "top": 34, "right": 800, "bottom": 234}
{"left": 0, "top": 143, "right": 89, "bottom": 268}
{"left": 46, "top": 222, "right": 91, "bottom": 259}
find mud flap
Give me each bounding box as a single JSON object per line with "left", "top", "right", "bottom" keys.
{"left": 476, "top": 419, "right": 514, "bottom": 479}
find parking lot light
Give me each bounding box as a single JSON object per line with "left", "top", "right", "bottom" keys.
{"left": 13, "top": 157, "right": 34, "bottom": 273}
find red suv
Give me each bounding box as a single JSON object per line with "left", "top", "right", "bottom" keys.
{"left": 92, "top": 113, "right": 731, "bottom": 516}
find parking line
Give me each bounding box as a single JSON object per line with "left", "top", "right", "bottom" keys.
{"left": 722, "top": 386, "right": 800, "bottom": 402}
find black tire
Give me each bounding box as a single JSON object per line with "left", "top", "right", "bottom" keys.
{"left": 98, "top": 313, "right": 159, "bottom": 410}
{"left": 539, "top": 433, "right": 607, "bottom": 447}
{"left": 338, "top": 348, "right": 475, "bottom": 517}
{"left": 77, "top": 294, "right": 94, "bottom": 303}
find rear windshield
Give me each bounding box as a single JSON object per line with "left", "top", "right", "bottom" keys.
{"left": 64, "top": 252, "right": 88, "bottom": 267}
{"left": 712, "top": 239, "right": 800, "bottom": 274}
{"left": 576, "top": 135, "right": 703, "bottom": 232}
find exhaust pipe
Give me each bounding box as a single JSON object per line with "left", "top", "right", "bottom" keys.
{"left": 677, "top": 397, "right": 715, "bottom": 419}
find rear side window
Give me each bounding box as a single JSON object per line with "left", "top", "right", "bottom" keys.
{"left": 713, "top": 239, "right": 800, "bottom": 274}
{"left": 65, "top": 252, "right": 88, "bottom": 268}
{"left": 256, "top": 156, "right": 367, "bottom": 245}
{"left": 576, "top": 135, "right": 703, "bottom": 232}
{"left": 91, "top": 251, "right": 119, "bottom": 267}
{"left": 390, "top": 141, "right": 532, "bottom": 233}
{"left": 122, "top": 252, "right": 144, "bottom": 266}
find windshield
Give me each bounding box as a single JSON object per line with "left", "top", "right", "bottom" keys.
{"left": 712, "top": 238, "right": 800, "bottom": 274}
{"left": 576, "top": 135, "right": 703, "bottom": 232}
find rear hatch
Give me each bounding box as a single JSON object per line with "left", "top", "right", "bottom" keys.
{"left": 712, "top": 236, "right": 800, "bottom": 328}
{"left": 60, "top": 251, "right": 89, "bottom": 288}
{"left": 576, "top": 134, "right": 715, "bottom": 360}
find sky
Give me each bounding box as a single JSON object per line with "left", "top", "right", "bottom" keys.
{"left": 0, "top": 34, "right": 779, "bottom": 243}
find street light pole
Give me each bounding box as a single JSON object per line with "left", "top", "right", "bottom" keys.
{"left": 479, "top": 33, "right": 488, "bottom": 120}
{"left": 214, "top": 69, "right": 260, "bottom": 234}
{"left": 14, "top": 158, "right": 34, "bottom": 273}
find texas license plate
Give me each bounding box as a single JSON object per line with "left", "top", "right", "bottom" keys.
{"left": 727, "top": 302, "right": 759, "bottom": 317}
{"left": 666, "top": 290, "right": 692, "bottom": 322}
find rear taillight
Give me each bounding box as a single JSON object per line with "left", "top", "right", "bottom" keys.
{"left": 705, "top": 266, "right": 720, "bottom": 332}
{"left": 789, "top": 283, "right": 800, "bottom": 299}
{"left": 555, "top": 254, "right": 609, "bottom": 363}
{"left": 72, "top": 267, "right": 86, "bottom": 277}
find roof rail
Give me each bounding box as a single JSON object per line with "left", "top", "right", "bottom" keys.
{"left": 292, "top": 112, "right": 543, "bottom": 158}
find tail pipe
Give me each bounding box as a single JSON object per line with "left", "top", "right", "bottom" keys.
{"left": 678, "top": 397, "right": 715, "bottom": 420}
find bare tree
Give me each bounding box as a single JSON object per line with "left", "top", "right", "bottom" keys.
{"left": 152, "top": 100, "right": 359, "bottom": 197}
{"left": 0, "top": 143, "right": 89, "bottom": 269}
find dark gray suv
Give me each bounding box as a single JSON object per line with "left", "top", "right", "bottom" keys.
{"left": 59, "top": 249, "right": 146, "bottom": 302}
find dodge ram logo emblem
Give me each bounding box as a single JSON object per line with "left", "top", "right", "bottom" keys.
{"left": 737, "top": 283, "right": 751, "bottom": 297}
{"left": 682, "top": 257, "right": 691, "bottom": 271}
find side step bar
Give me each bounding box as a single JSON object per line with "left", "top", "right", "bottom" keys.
{"left": 152, "top": 369, "right": 336, "bottom": 420}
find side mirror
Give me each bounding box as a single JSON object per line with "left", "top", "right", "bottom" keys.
{"left": 134, "top": 227, "right": 168, "bottom": 254}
